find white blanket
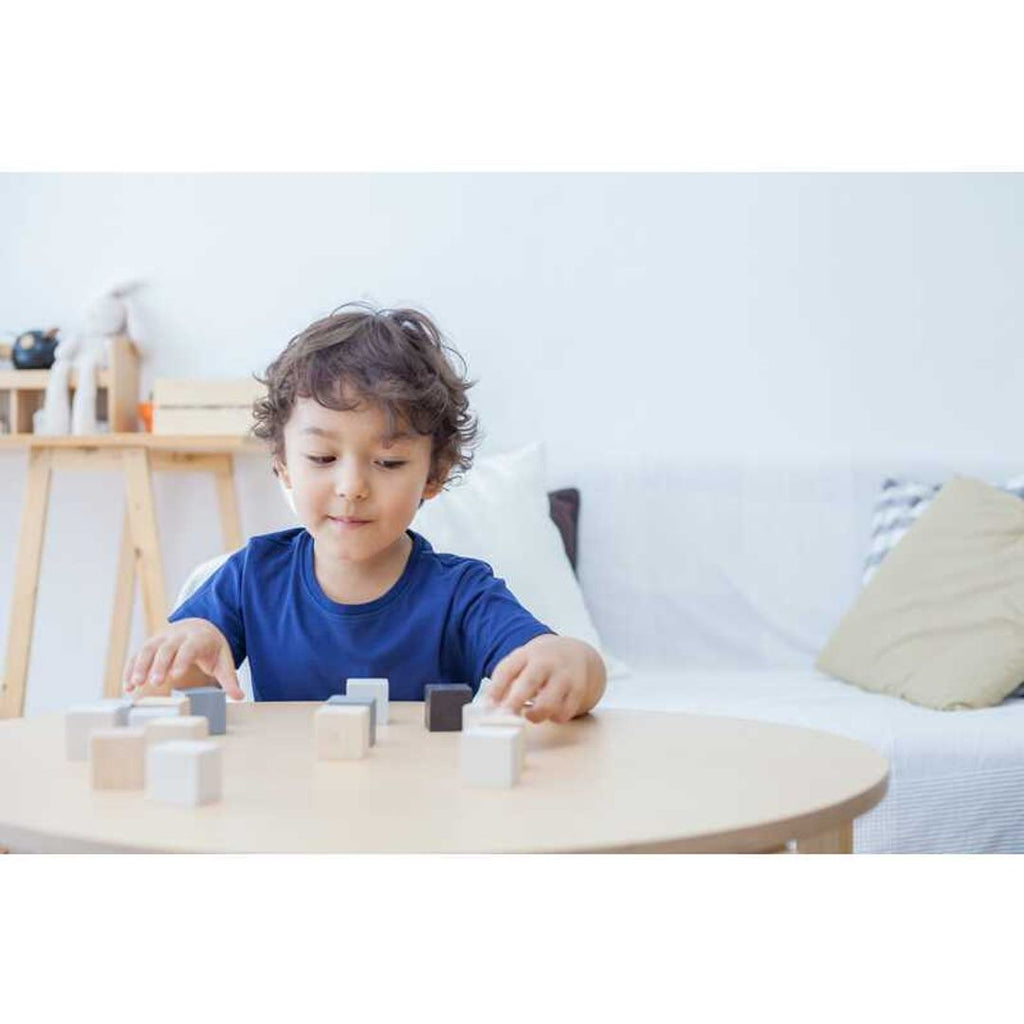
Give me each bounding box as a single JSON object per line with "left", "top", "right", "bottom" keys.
{"left": 600, "top": 669, "right": 1024, "bottom": 853}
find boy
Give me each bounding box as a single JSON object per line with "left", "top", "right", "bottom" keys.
{"left": 123, "top": 304, "right": 606, "bottom": 723}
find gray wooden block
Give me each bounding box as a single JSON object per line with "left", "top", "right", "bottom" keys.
{"left": 173, "top": 686, "right": 227, "bottom": 735}
{"left": 326, "top": 694, "right": 377, "bottom": 745}
{"left": 424, "top": 684, "right": 473, "bottom": 731}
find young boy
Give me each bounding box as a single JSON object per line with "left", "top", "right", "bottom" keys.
{"left": 123, "top": 304, "right": 606, "bottom": 723}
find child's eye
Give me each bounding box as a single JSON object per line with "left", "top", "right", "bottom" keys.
{"left": 305, "top": 455, "right": 335, "bottom": 465}
{"left": 377, "top": 460, "right": 407, "bottom": 470}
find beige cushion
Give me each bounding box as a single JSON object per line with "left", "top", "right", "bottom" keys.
{"left": 816, "top": 476, "right": 1024, "bottom": 710}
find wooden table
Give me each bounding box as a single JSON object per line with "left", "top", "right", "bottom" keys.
{"left": 0, "top": 434, "right": 265, "bottom": 718}
{"left": 0, "top": 702, "right": 889, "bottom": 853}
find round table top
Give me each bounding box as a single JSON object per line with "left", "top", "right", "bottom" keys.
{"left": 0, "top": 702, "right": 889, "bottom": 853}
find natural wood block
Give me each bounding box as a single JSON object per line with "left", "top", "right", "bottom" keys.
{"left": 460, "top": 726, "right": 521, "bottom": 788}
{"left": 326, "top": 695, "right": 377, "bottom": 744}
{"left": 346, "top": 678, "right": 389, "bottom": 726}
{"left": 65, "top": 700, "right": 132, "bottom": 761}
{"left": 424, "top": 684, "right": 473, "bottom": 731}
{"left": 146, "top": 740, "right": 223, "bottom": 806}
{"left": 144, "top": 715, "right": 210, "bottom": 745}
{"left": 89, "top": 728, "right": 146, "bottom": 790}
{"left": 315, "top": 705, "right": 370, "bottom": 760}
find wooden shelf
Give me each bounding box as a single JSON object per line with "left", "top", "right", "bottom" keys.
{"left": 0, "top": 368, "right": 112, "bottom": 390}
{"left": 0, "top": 433, "right": 266, "bottom": 453}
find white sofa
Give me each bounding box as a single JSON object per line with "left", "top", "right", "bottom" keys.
{"left": 571, "top": 456, "right": 1024, "bottom": 854}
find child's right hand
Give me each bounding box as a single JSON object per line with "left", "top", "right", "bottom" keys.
{"left": 123, "top": 618, "right": 243, "bottom": 700}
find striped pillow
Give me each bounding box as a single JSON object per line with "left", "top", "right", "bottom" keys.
{"left": 864, "top": 474, "right": 1024, "bottom": 585}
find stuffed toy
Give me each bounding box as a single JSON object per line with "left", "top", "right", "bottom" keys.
{"left": 38, "top": 280, "right": 143, "bottom": 435}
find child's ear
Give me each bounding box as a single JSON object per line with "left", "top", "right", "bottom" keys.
{"left": 274, "top": 457, "right": 292, "bottom": 490}
{"left": 421, "top": 461, "right": 451, "bottom": 502}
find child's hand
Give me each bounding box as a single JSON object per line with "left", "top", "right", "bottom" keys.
{"left": 123, "top": 618, "right": 243, "bottom": 700}
{"left": 488, "top": 634, "right": 594, "bottom": 724}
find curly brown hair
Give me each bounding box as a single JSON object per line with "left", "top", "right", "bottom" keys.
{"left": 252, "top": 303, "right": 479, "bottom": 488}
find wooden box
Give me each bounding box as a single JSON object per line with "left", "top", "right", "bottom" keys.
{"left": 152, "top": 378, "right": 265, "bottom": 436}
{"left": 0, "top": 335, "right": 139, "bottom": 435}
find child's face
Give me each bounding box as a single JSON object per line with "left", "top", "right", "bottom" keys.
{"left": 276, "top": 394, "right": 444, "bottom": 565}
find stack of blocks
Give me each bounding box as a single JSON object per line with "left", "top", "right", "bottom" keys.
{"left": 68, "top": 691, "right": 225, "bottom": 805}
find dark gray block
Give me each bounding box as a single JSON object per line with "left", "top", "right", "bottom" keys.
{"left": 424, "top": 684, "right": 473, "bottom": 731}
{"left": 326, "top": 694, "right": 377, "bottom": 745}
{"left": 173, "top": 686, "right": 227, "bottom": 735}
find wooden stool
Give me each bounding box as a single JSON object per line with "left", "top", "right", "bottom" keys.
{"left": 0, "top": 436, "right": 258, "bottom": 718}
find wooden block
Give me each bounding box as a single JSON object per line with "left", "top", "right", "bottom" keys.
{"left": 134, "top": 694, "right": 189, "bottom": 714}
{"left": 346, "top": 678, "right": 389, "bottom": 726}
{"left": 226, "top": 699, "right": 253, "bottom": 724}
{"left": 89, "top": 728, "right": 146, "bottom": 790}
{"left": 144, "top": 715, "right": 210, "bottom": 745}
{"left": 65, "top": 700, "right": 132, "bottom": 760}
{"left": 471, "top": 709, "right": 527, "bottom": 771}
{"left": 315, "top": 705, "right": 370, "bottom": 760}
{"left": 460, "top": 726, "right": 521, "bottom": 788}
{"left": 146, "top": 740, "right": 223, "bottom": 806}
{"left": 173, "top": 686, "right": 227, "bottom": 735}
{"left": 326, "top": 695, "right": 377, "bottom": 745}
{"left": 424, "top": 684, "right": 473, "bottom": 731}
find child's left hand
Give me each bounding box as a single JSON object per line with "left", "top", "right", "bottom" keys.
{"left": 488, "top": 634, "right": 601, "bottom": 723}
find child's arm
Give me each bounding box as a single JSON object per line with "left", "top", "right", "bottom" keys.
{"left": 123, "top": 618, "right": 244, "bottom": 700}
{"left": 487, "top": 634, "right": 607, "bottom": 723}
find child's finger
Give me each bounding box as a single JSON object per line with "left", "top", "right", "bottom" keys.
{"left": 129, "top": 641, "right": 159, "bottom": 689}
{"left": 146, "top": 641, "right": 179, "bottom": 689}
{"left": 523, "top": 678, "right": 567, "bottom": 723}
{"left": 168, "top": 639, "right": 199, "bottom": 680}
{"left": 489, "top": 647, "right": 529, "bottom": 703}
{"left": 210, "top": 643, "right": 243, "bottom": 701}
{"left": 500, "top": 663, "right": 548, "bottom": 714}
{"left": 122, "top": 654, "right": 138, "bottom": 691}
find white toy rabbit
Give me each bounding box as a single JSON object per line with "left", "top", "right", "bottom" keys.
{"left": 39, "top": 280, "right": 143, "bottom": 435}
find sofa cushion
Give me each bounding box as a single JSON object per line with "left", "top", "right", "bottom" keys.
{"left": 864, "top": 473, "right": 1024, "bottom": 584}
{"left": 818, "top": 476, "right": 1024, "bottom": 710}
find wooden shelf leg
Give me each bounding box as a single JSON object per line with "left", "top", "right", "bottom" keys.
{"left": 213, "top": 454, "right": 243, "bottom": 551}
{"left": 1, "top": 450, "right": 53, "bottom": 718}
{"left": 795, "top": 821, "right": 854, "bottom": 854}
{"left": 103, "top": 505, "right": 136, "bottom": 698}
{"left": 122, "top": 449, "right": 167, "bottom": 634}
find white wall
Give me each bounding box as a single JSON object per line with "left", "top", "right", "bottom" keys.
{"left": 2, "top": 174, "right": 1023, "bottom": 710}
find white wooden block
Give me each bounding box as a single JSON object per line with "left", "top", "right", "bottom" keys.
{"left": 65, "top": 700, "right": 131, "bottom": 760}
{"left": 144, "top": 715, "right": 209, "bottom": 746}
{"left": 315, "top": 705, "right": 370, "bottom": 760}
{"left": 461, "top": 726, "right": 521, "bottom": 788}
{"left": 463, "top": 707, "right": 526, "bottom": 769}
{"left": 146, "top": 740, "right": 223, "bottom": 806}
{"left": 89, "top": 727, "right": 147, "bottom": 790}
{"left": 128, "top": 695, "right": 189, "bottom": 728}
{"left": 346, "top": 678, "right": 389, "bottom": 726}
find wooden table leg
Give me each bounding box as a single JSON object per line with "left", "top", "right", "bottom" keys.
{"left": 795, "top": 821, "right": 853, "bottom": 854}
{"left": 213, "top": 454, "right": 243, "bottom": 551}
{"left": 122, "top": 449, "right": 167, "bottom": 634}
{"left": 1, "top": 449, "right": 53, "bottom": 719}
{"left": 103, "top": 505, "right": 136, "bottom": 698}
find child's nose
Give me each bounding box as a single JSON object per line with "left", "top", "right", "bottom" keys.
{"left": 334, "top": 461, "right": 369, "bottom": 500}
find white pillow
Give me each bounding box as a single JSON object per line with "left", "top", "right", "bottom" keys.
{"left": 276, "top": 442, "right": 626, "bottom": 679}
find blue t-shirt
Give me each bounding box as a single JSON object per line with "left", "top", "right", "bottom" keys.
{"left": 168, "top": 527, "right": 554, "bottom": 702}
